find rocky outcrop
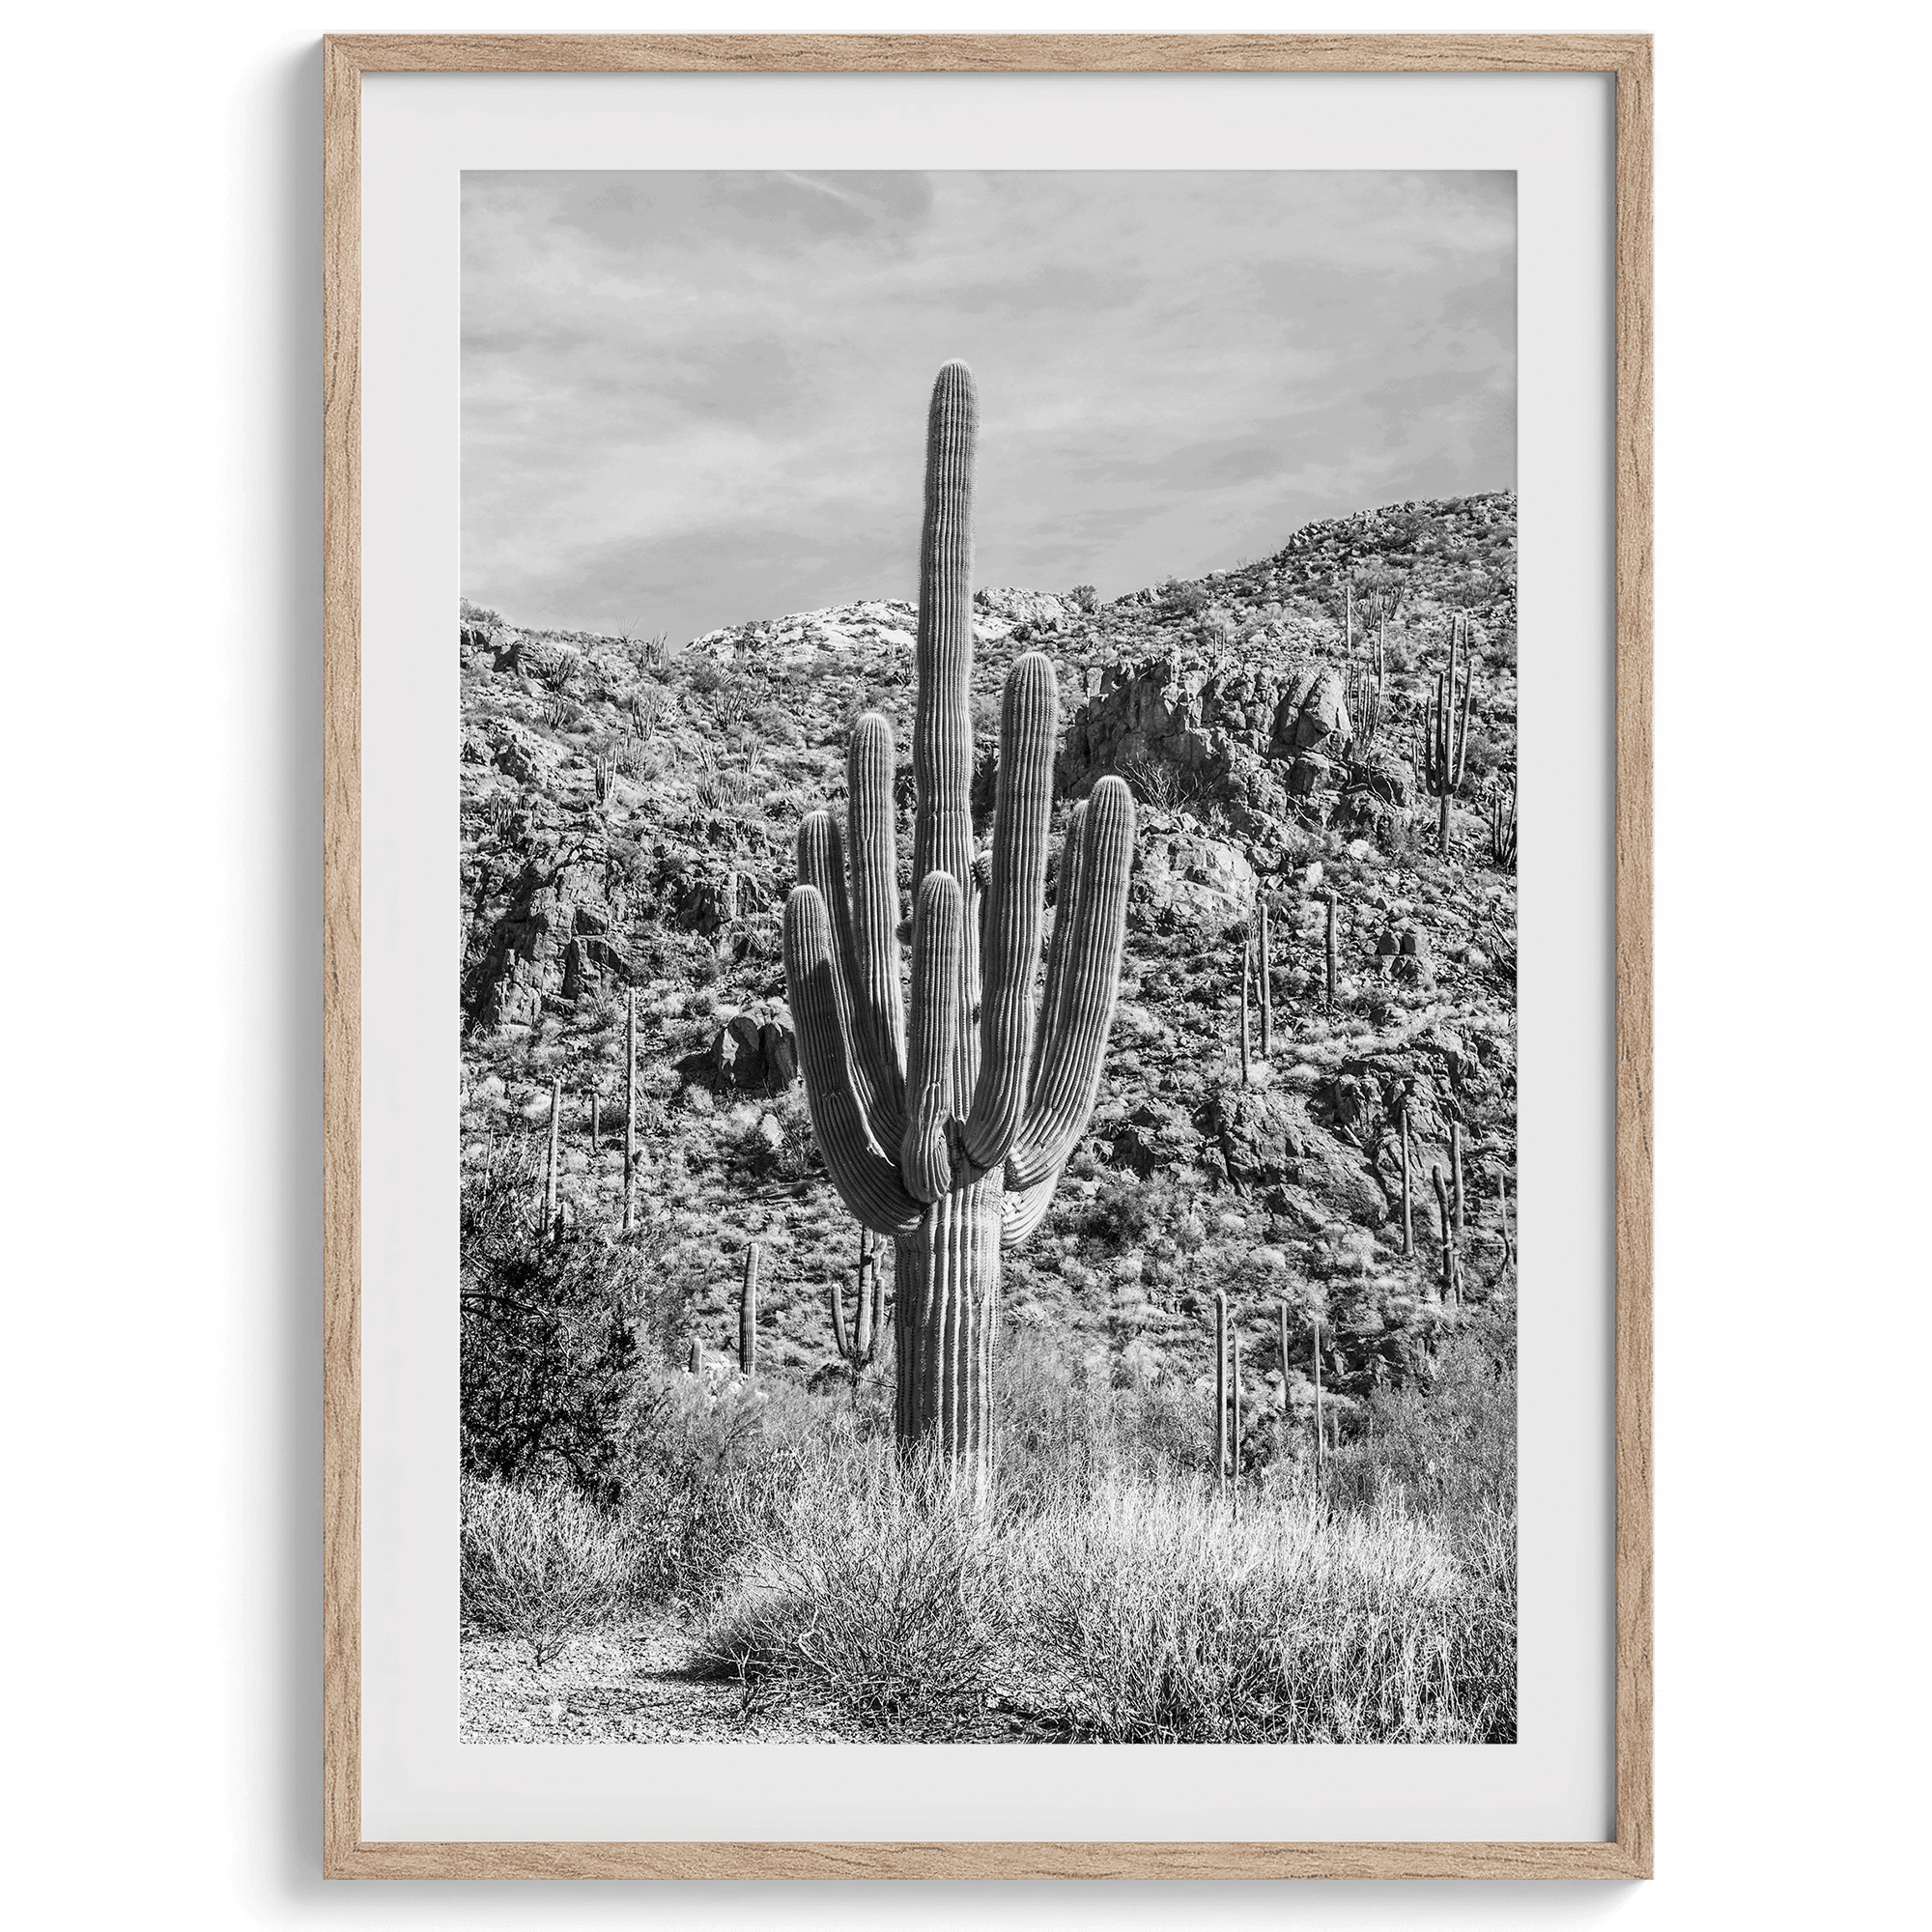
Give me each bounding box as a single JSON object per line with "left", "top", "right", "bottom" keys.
{"left": 1101, "top": 1096, "right": 1202, "bottom": 1177}
{"left": 1199, "top": 1087, "right": 1385, "bottom": 1225}
{"left": 1277, "top": 666, "right": 1350, "bottom": 753}
{"left": 464, "top": 859, "right": 626, "bottom": 1032}
{"left": 679, "top": 1001, "right": 798, "bottom": 1094}
{"left": 1057, "top": 654, "right": 1353, "bottom": 804}
{"left": 1132, "top": 815, "right": 1258, "bottom": 922}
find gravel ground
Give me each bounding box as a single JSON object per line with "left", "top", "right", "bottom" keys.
{"left": 460, "top": 1616, "right": 848, "bottom": 1744}
{"left": 461, "top": 1615, "right": 1071, "bottom": 1744}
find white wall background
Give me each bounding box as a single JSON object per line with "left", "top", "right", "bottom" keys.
{"left": 1, "top": 1, "right": 1923, "bottom": 1924}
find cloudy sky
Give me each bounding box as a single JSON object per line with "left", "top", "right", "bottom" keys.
{"left": 462, "top": 171, "right": 1514, "bottom": 644}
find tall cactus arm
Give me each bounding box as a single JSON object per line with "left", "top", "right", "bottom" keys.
{"left": 1454, "top": 661, "right": 1474, "bottom": 789}
{"left": 911, "top": 361, "right": 979, "bottom": 904}
{"left": 846, "top": 711, "right": 908, "bottom": 1094}
{"left": 962, "top": 652, "right": 1057, "bottom": 1170}
{"left": 910, "top": 361, "right": 980, "bottom": 1108}
{"left": 901, "top": 870, "right": 964, "bottom": 1202}
{"left": 795, "top": 810, "right": 899, "bottom": 1154}
{"left": 1006, "top": 776, "right": 1136, "bottom": 1191}
{"left": 828, "top": 1276, "right": 852, "bottom": 1363}
{"left": 1027, "top": 799, "right": 1088, "bottom": 1098}
{"left": 999, "top": 1163, "right": 1062, "bottom": 1247}
{"left": 782, "top": 887, "right": 923, "bottom": 1238}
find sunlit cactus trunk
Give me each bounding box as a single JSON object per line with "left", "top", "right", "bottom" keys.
{"left": 894, "top": 1176, "right": 1002, "bottom": 1463}
{"left": 782, "top": 361, "right": 1135, "bottom": 1502}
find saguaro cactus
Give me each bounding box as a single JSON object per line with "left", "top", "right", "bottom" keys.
{"left": 829, "top": 1226, "right": 882, "bottom": 1375}
{"left": 1422, "top": 614, "right": 1476, "bottom": 853}
{"left": 1398, "top": 1089, "right": 1415, "bottom": 1259}
{"left": 1231, "top": 1321, "right": 1243, "bottom": 1516}
{"left": 622, "top": 988, "right": 638, "bottom": 1235}
{"left": 1312, "top": 1318, "right": 1326, "bottom": 1474}
{"left": 1431, "top": 1166, "right": 1462, "bottom": 1306}
{"left": 1238, "top": 941, "right": 1253, "bottom": 1085}
{"left": 1213, "top": 1287, "right": 1230, "bottom": 1498}
{"left": 1324, "top": 890, "right": 1340, "bottom": 1009}
{"left": 1258, "top": 902, "right": 1273, "bottom": 1058}
{"left": 739, "top": 1242, "right": 760, "bottom": 1375}
{"left": 1489, "top": 775, "right": 1518, "bottom": 867}
{"left": 782, "top": 362, "right": 1136, "bottom": 1496}
{"left": 543, "top": 1077, "right": 562, "bottom": 1243}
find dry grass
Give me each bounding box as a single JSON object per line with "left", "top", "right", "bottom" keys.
{"left": 1001, "top": 1477, "right": 1513, "bottom": 1741}
{"left": 460, "top": 1474, "right": 628, "bottom": 1667}
{"left": 461, "top": 1327, "right": 1516, "bottom": 1741}
{"left": 691, "top": 1446, "right": 1512, "bottom": 1742}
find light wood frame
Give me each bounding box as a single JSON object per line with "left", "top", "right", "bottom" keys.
{"left": 323, "top": 31, "right": 1652, "bottom": 1883}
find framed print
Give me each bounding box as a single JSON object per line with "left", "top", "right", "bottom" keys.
{"left": 323, "top": 33, "right": 1651, "bottom": 1880}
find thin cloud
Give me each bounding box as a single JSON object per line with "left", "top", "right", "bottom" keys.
{"left": 463, "top": 171, "right": 1515, "bottom": 639}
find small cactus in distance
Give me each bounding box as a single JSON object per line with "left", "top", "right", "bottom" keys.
{"left": 828, "top": 1226, "right": 882, "bottom": 1376}
{"left": 1489, "top": 775, "right": 1518, "bottom": 867}
{"left": 1212, "top": 1287, "right": 1230, "bottom": 1498}
{"left": 1231, "top": 1321, "right": 1244, "bottom": 1515}
{"left": 622, "top": 988, "right": 638, "bottom": 1235}
{"left": 543, "top": 1078, "right": 562, "bottom": 1244}
{"left": 1344, "top": 670, "right": 1383, "bottom": 763}
{"left": 1324, "top": 890, "right": 1340, "bottom": 1009}
{"left": 1398, "top": 1086, "right": 1415, "bottom": 1259}
{"left": 1312, "top": 1316, "right": 1326, "bottom": 1476}
{"left": 1431, "top": 1165, "right": 1462, "bottom": 1305}
{"left": 1258, "top": 902, "right": 1274, "bottom": 1058}
{"left": 1422, "top": 614, "right": 1476, "bottom": 852}
{"left": 739, "top": 1242, "right": 760, "bottom": 1375}
{"left": 1238, "top": 940, "right": 1253, "bottom": 1085}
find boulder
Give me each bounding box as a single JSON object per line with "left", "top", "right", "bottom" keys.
{"left": 560, "top": 930, "right": 629, "bottom": 1004}
{"left": 463, "top": 858, "right": 608, "bottom": 1033}
{"left": 1103, "top": 1097, "right": 1199, "bottom": 1177}
{"left": 1201, "top": 1088, "right": 1386, "bottom": 1224}
{"left": 1134, "top": 827, "right": 1258, "bottom": 922}
{"left": 1058, "top": 653, "right": 1362, "bottom": 804}
{"left": 704, "top": 1001, "right": 798, "bottom": 1092}
{"left": 1288, "top": 752, "right": 1337, "bottom": 797}
{"left": 1346, "top": 746, "right": 1417, "bottom": 808}
{"left": 1273, "top": 666, "right": 1351, "bottom": 754}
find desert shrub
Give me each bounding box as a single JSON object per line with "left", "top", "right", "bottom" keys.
{"left": 1003, "top": 1479, "right": 1511, "bottom": 1742}
{"left": 1079, "top": 1168, "right": 1187, "bottom": 1251}
{"left": 1122, "top": 757, "right": 1191, "bottom": 811}
{"left": 691, "top": 1420, "right": 1515, "bottom": 1743}
{"left": 615, "top": 1377, "right": 763, "bottom": 1606}
{"left": 1460, "top": 725, "right": 1505, "bottom": 785}
{"left": 994, "top": 1336, "right": 1202, "bottom": 1504}
{"left": 459, "top": 1164, "right": 676, "bottom": 1496}
{"left": 728, "top": 1087, "right": 819, "bottom": 1185}
{"left": 1327, "top": 1309, "right": 1517, "bottom": 1536}
{"left": 695, "top": 1445, "right": 998, "bottom": 1725}
{"left": 1067, "top": 583, "right": 1099, "bottom": 611}
{"left": 460, "top": 1474, "right": 626, "bottom": 1666}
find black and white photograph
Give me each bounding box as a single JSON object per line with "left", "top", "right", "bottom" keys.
{"left": 456, "top": 168, "right": 1520, "bottom": 1747}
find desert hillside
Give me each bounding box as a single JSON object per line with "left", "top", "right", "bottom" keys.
{"left": 459, "top": 492, "right": 1517, "bottom": 1456}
